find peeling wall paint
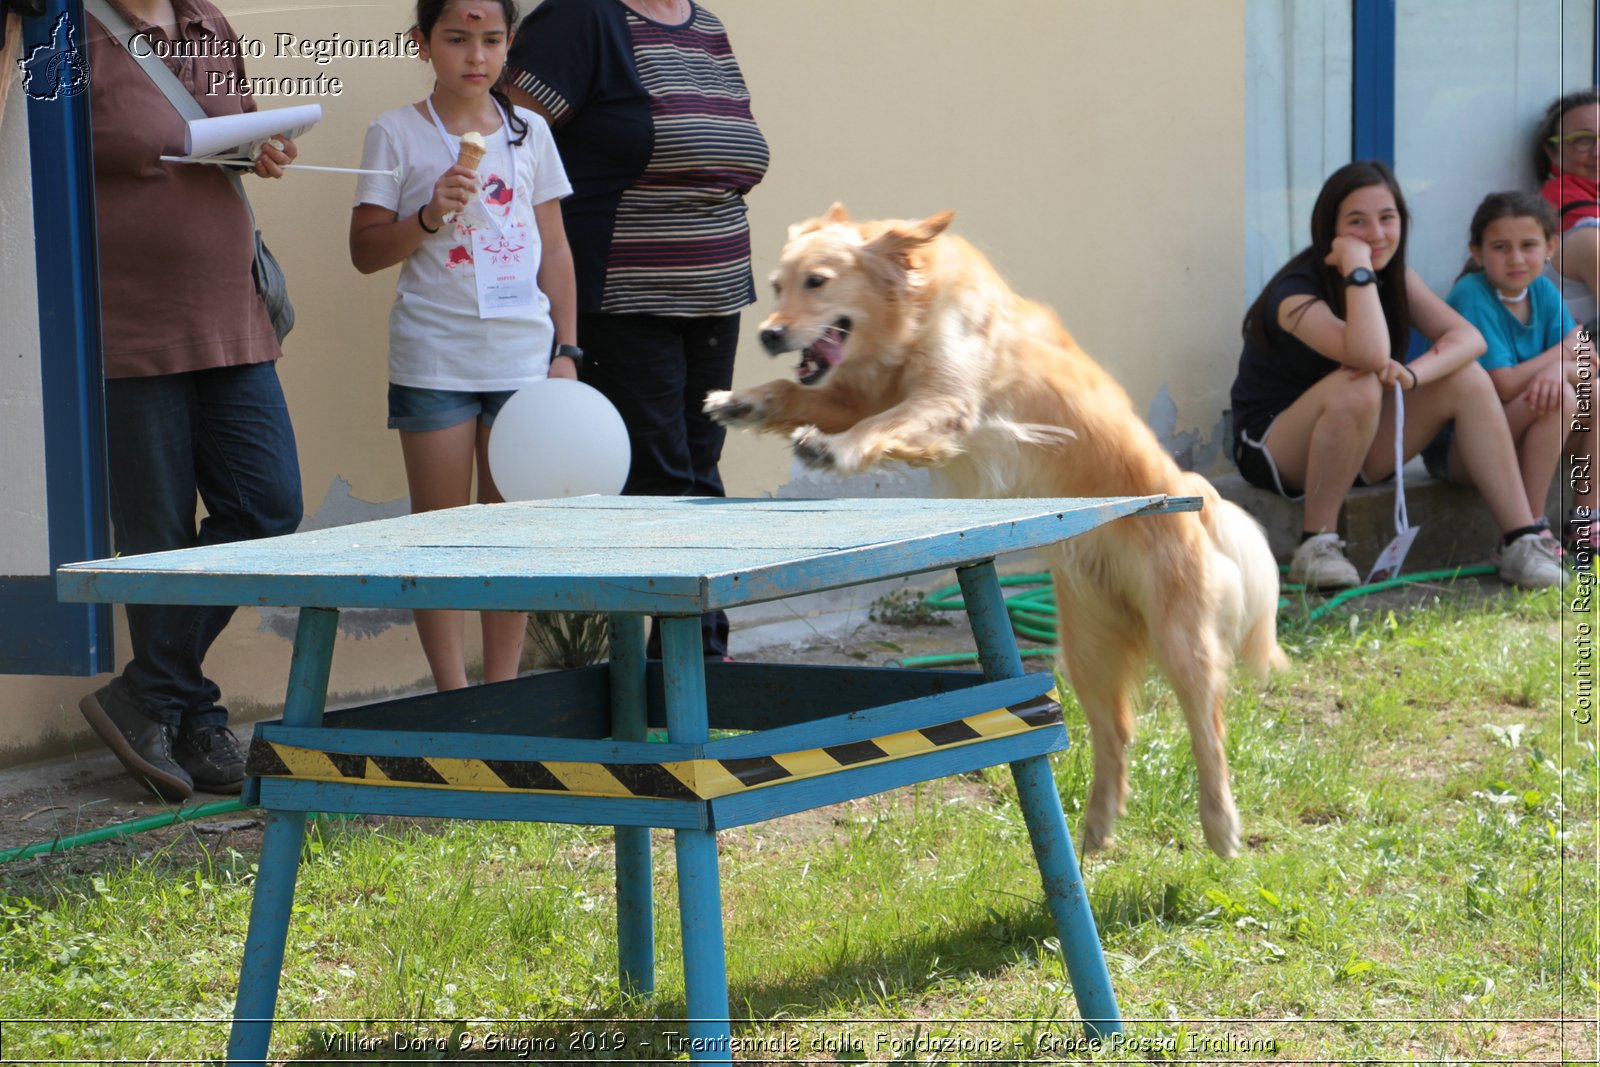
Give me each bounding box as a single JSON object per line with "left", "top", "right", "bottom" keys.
{"left": 255, "top": 477, "right": 412, "bottom": 642}
{"left": 297, "top": 476, "right": 411, "bottom": 533}
{"left": 1148, "top": 384, "right": 1230, "bottom": 474}
{"left": 774, "top": 459, "right": 934, "bottom": 500}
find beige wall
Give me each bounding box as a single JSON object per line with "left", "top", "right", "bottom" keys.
{"left": 1, "top": 68, "right": 49, "bottom": 576}
{"left": 0, "top": 0, "right": 1244, "bottom": 766}
{"left": 726, "top": 0, "right": 1247, "bottom": 479}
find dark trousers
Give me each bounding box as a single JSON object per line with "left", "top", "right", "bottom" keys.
{"left": 104, "top": 362, "right": 303, "bottom": 728}
{"left": 578, "top": 312, "right": 740, "bottom": 658}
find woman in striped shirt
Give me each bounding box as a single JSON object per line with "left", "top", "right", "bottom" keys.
{"left": 507, "top": 0, "right": 768, "bottom": 660}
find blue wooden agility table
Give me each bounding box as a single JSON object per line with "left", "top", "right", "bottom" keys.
{"left": 57, "top": 495, "right": 1196, "bottom": 1063}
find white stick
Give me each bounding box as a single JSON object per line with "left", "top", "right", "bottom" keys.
{"left": 159, "top": 155, "right": 402, "bottom": 180}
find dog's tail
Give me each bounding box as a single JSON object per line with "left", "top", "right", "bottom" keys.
{"left": 1180, "top": 473, "right": 1289, "bottom": 683}
{"left": 1221, "top": 498, "right": 1290, "bottom": 683}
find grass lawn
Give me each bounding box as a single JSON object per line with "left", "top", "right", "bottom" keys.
{"left": 0, "top": 583, "right": 1593, "bottom": 1063}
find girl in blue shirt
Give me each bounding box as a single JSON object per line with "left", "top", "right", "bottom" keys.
{"left": 1445, "top": 191, "right": 1590, "bottom": 554}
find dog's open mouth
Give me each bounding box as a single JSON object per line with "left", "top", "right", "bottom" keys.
{"left": 796, "top": 319, "right": 851, "bottom": 385}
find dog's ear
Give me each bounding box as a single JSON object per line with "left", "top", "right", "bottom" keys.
{"left": 789, "top": 202, "right": 853, "bottom": 241}
{"left": 864, "top": 210, "right": 955, "bottom": 256}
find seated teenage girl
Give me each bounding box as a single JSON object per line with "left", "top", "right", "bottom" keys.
{"left": 1230, "top": 160, "right": 1565, "bottom": 591}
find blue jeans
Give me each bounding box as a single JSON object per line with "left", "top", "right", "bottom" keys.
{"left": 103, "top": 362, "right": 303, "bottom": 729}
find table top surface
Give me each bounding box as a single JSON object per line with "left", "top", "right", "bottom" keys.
{"left": 57, "top": 495, "right": 1194, "bottom": 614}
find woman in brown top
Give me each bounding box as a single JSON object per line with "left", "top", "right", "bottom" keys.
{"left": 75, "top": 0, "right": 304, "bottom": 802}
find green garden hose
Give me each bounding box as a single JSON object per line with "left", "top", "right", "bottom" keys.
{"left": 900, "top": 565, "right": 1498, "bottom": 668}
{"left": 0, "top": 797, "right": 251, "bottom": 865}
{"left": 0, "top": 799, "right": 369, "bottom": 866}
{"left": 913, "top": 574, "right": 1058, "bottom": 667}
{"left": 1288, "top": 564, "right": 1496, "bottom": 621}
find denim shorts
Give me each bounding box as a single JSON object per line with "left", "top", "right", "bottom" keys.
{"left": 387, "top": 384, "right": 515, "bottom": 432}
{"left": 1420, "top": 420, "right": 1455, "bottom": 481}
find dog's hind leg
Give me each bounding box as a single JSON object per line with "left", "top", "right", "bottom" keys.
{"left": 1149, "top": 609, "right": 1240, "bottom": 859}
{"left": 1054, "top": 589, "right": 1143, "bottom": 854}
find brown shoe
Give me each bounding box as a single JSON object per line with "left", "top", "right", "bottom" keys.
{"left": 78, "top": 682, "right": 193, "bottom": 801}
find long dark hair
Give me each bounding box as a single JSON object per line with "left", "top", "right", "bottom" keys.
{"left": 1533, "top": 87, "right": 1600, "bottom": 183}
{"left": 415, "top": 0, "right": 529, "bottom": 146}
{"left": 1243, "top": 160, "right": 1411, "bottom": 360}
{"left": 1457, "top": 190, "right": 1559, "bottom": 280}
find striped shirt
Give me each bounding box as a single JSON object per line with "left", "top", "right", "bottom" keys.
{"left": 508, "top": 0, "right": 769, "bottom": 316}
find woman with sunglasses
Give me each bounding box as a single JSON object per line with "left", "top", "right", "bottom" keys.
{"left": 1536, "top": 88, "right": 1600, "bottom": 333}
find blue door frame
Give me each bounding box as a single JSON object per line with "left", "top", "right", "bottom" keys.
{"left": 1349, "top": 0, "right": 1597, "bottom": 358}
{"left": 1352, "top": 0, "right": 1397, "bottom": 163}
{"left": 1352, "top": 0, "right": 1600, "bottom": 165}
{"left": 3, "top": 0, "right": 112, "bottom": 676}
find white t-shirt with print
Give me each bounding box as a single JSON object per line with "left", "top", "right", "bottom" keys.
{"left": 355, "top": 103, "right": 571, "bottom": 391}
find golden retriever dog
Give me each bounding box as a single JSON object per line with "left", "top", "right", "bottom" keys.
{"left": 704, "top": 204, "right": 1286, "bottom": 858}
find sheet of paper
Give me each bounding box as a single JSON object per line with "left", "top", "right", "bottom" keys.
{"left": 180, "top": 104, "right": 323, "bottom": 160}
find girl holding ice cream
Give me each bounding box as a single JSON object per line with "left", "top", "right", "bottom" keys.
{"left": 350, "top": 0, "right": 577, "bottom": 691}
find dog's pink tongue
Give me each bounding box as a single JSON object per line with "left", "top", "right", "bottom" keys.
{"left": 813, "top": 329, "right": 844, "bottom": 366}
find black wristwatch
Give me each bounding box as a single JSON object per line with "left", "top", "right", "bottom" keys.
{"left": 553, "top": 343, "right": 584, "bottom": 368}
{"left": 1343, "top": 267, "right": 1377, "bottom": 288}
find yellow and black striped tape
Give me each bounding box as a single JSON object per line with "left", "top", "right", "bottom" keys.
{"left": 247, "top": 693, "right": 1061, "bottom": 800}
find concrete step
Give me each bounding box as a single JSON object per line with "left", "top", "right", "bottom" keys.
{"left": 1213, "top": 458, "right": 1565, "bottom": 573}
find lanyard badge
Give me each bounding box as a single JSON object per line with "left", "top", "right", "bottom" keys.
{"left": 1366, "top": 379, "right": 1420, "bottom": 584}
{"left": 425, "top": 99, "right": 537, "bottom": 319}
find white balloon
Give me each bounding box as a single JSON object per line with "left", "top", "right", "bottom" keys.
{"left": 488, "top": 379, "right": 631, "bottom": 500}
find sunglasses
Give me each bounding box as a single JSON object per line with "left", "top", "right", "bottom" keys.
{"left": 1549, "top": 130, "right": 1599, "bottom": 152}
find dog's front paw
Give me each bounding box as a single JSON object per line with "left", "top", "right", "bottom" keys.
{"left": 703, "top": 389, "right": 765, "bottom": 428}
{"left": 791, "top": 426, "right": 836, "bottom": 471}
{"left": 792, "top": 427, "right": 872, "bottom": 475}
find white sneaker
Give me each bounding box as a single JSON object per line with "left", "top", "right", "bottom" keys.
{"left": 1289, "top": 532, "right": 1360, "bottom": 590}
{"left": 1493, "top": 533, "right": 1567, "bottom": 589}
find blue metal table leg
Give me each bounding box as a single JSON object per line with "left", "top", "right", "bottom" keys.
{"left": 227, "top": 607, "right": 338, "bottom": 1064}
{"left": 1011, "top": 757, "right": 1121, "bottom": 1038}
{"left": 609, "top": 613, "right": 655, "bottom": 997}
{"left": 956, "top": 563, "right": 1123, "bottom": 1041}
{"left": 660, "top": 615, "right": 731, "bottom": 1065}
{"left": 226, "top": 810, "right": 310, "bottom": 1064}
{"left": 957, "top": 562, "right": 1027, "bottom": 681}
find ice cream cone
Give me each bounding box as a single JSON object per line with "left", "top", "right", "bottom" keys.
{"left": 444, "top": 132, "right": 487, "bottom": 225}
{"left": 456, "top": 130, "right": 487, "bottom": 171}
